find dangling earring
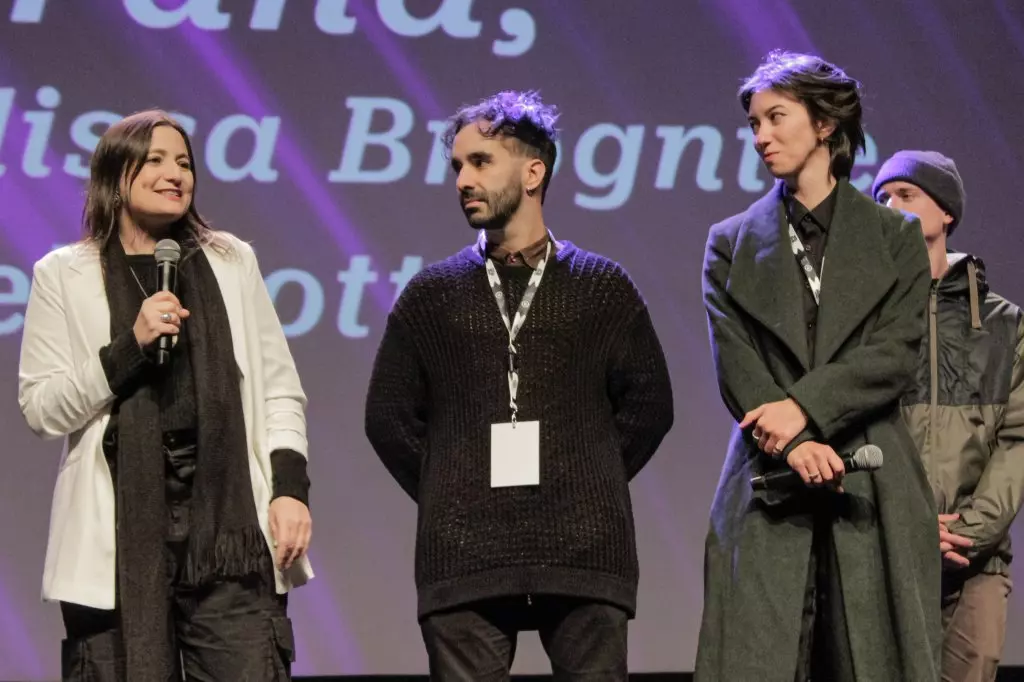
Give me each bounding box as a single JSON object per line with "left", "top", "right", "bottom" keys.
{"left": 113, "top": 191, "right": 122, "bottom": 207}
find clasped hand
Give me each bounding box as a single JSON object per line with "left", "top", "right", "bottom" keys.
{"left": 740, "top": 398, "right": 808, "bottom": 456}
{"left": 938, "top": 513, "right": 972, "bottom": 569}
{"left": 133, "top": 291, "right": 189, "bottom": 347}
{"left": 744, "top": 399, "right": 844, "bottom": 490}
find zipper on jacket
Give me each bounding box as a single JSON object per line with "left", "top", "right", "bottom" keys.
{"left": 928, "top": 284, "right": 939, "bottom": 456}
{"left": 967, "top": 261, "right": 983, "bottom": 330}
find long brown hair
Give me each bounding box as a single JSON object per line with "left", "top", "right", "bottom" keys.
{"left": 82, "top": 109, "right": 224, "bottom": 252}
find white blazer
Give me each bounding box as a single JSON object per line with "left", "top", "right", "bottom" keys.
{"left": 17, "top": 233, "right": 313, "bottom": 609}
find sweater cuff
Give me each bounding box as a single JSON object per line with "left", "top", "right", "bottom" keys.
{"left": 99, "top": 329, "right": 151, "bottom": 397}
{"left": 271, "top": 449, "right": 310, "bottom": 508}
{"left": 776, "top": 427, "right": 818, "bottom": 460}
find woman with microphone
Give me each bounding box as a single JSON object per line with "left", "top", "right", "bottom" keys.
{"left": 18, "top": 110, "right": 312, "bottom": 681}
{"left": 694, "top": 52, "right": 941, "bottom": 681}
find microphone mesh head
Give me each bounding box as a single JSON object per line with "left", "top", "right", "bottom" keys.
{"left": 154, "top": 239, "right": 181, "bottom": 264}
{"left": 852, "top": 445, "right": 883, "bottom": 470}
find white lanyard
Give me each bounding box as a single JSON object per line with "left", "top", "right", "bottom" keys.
{"left": 787, "top": 223, "right": 823, "bottom": 305}
{"left": 483, "top": 241, "right": 552, "bottom": 424}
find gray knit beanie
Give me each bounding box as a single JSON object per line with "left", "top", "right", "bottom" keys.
{"left": 872, "top": 150, "right": 965, "bottom": 233}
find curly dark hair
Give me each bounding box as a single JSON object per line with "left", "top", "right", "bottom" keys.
{"left": 441, "top": 90, "right": 560, "bottom": 201}
{"left": 740, "top": 50, "right": 865, "bottom": 179}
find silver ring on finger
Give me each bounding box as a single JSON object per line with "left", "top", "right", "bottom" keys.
{"left": 809, "top": 472, "right": 822, "bottom": 480}
{"left": 160, "top": 312, "right": 173, "bottom": 323}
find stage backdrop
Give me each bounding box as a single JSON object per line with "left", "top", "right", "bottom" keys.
{"left": 2, "top": 0, "right": 1023, "bottom": 678}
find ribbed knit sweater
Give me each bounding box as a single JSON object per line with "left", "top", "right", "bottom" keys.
{"left": 365, "top": 240, "right": 674, "bottom": 618}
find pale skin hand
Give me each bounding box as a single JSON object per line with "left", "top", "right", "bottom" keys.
{"left": 786, "top": 441, "right": 845, "bottom": 492}
{"left": 269, "top": 497, "right": 312, "bottom": 571}
{"left": 741, "top": 398, "right": 808, "bottom": 455}
{"left": 938, "top": 513, "right": 972, "bottom": 569}
{"left": 133, "top": 291, "right": 189, "bottom": 347}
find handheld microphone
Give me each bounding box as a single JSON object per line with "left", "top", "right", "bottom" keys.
{"left": 154, "top": 239, "right": 182, "bottom": 366}
{"left": 750, "top": 444, "right": 883, "bottom": 491}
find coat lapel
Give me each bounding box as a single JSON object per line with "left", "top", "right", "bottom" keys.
{"left": 726, "top": 183, "right": 811, "bottom": 371}
{"left": 813, "top": 182, "right": 898, "bottom": 366}
{"left": 66, "top": 243, "right": 112, "bottom": 350}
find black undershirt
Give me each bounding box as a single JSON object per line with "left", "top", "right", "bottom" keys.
{"left": 784, "top": 184, "right": 838, "bottom": 363}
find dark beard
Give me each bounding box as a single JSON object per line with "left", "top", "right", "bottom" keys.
{"left": 461, "top": 180, "right": 523, "bottom": 231}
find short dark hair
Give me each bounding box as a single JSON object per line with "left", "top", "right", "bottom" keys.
{"left": 740, "top": 50, "right": 865, "bottom": 179}
{"left": 442, "top": 90, "right": 560, "bottom": 201}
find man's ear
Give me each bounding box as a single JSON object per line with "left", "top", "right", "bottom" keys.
{"left": 524, "top": 157, "right": 546, "bottom": 196}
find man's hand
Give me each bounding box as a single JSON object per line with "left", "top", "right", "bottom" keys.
{"left": 269, "top": 497, "right": 312, "bottom": 571}
{"left": 741, "top": 398, "right": 809, "bottom": 455}
{"left": 939, "top": 513, "right": 972, "bottom": 569}
{"left": 786, "top": 441, "right": 845, "bottom": 491}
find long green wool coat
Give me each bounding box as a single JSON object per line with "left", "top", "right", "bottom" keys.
{"left": 694, "top": 180, "right": 942, "bottom": 682}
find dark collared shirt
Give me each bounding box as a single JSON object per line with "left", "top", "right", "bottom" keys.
{"left": 483, "top": 233, "right": 552, "bottom": 319}
{"left": 485, "top": 234, "right": 550, "bottom": 269}
{"left": 785, "top": 184, "right": 838, "bottom": 363}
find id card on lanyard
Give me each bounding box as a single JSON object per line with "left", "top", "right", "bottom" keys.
{"left": 788, "top": 223, "right": 823, "bottom": 304}
{"left": 484, "top": 240, "right": 551, "bottom": 488}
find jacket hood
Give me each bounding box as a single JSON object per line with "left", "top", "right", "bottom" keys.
{"left": 938, "top": 251, "right": 987, "bottom": 329}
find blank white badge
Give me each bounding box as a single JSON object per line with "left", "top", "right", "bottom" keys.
{"left": 490, "top": 420, "right": 540, "bottom": 488}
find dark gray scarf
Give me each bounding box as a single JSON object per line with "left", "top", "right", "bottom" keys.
{"left": 103, "top": 235, "right": 269, "bottom": 680}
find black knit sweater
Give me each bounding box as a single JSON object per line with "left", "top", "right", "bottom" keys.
{"left": 365, "top": 240, "right": 674, "bottom": 618}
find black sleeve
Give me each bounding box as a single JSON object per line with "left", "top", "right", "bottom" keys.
{"left": 99, "top": 329, "right": 152, "bottom": 397}
{"left": 271, "top": 449, "right": 310, "bottom": 507}
{"left": 607, "top": 307, "right": 674, "bottom": 479}
{"left": 365, "top": 312, "right": 429, "bottom": 501}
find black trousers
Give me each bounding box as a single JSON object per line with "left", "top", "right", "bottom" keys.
{"left": 794, "top": 507, "right": 855, "bottom": 682}
{"left": 60, "top": 575, "right": 293, "bottom": 682}
{"left": 59, "top": 433, "right": 295, "bottom": 681}
{"left": 420, "top": 595, "right": 629, "bottom": 682}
